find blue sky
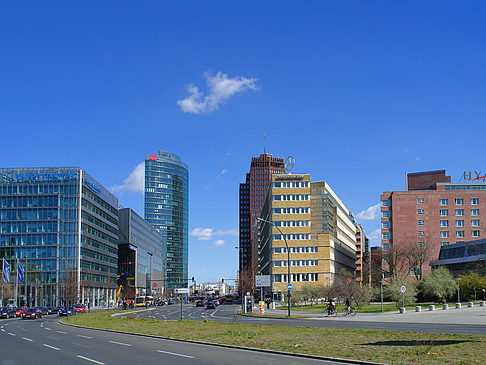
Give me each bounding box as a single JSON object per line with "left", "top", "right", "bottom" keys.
{"left": 1, "top": 2, "right": 486, "bottom": 283}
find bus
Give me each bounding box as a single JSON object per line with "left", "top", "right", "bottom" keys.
{"left": 135, "top": 296, "right": 153, "bottom": 307}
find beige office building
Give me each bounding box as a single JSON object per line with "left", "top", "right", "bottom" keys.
{"left": 257, "top": 174, "right": 357, "bottom": 297}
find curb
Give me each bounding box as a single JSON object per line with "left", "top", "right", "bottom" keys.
{"left": 59, "top": 319, "right": 387, "bottom": 365}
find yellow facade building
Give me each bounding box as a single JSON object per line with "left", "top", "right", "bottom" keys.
{"left": 257, "top": 174, "right": 357, "bottom": 298}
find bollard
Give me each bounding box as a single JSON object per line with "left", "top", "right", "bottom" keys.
{"left": 480, "top": 301, "right": 485, "bottom": 307}
{"left": 443, "top": 304, "right": 448, "bottom": 310}
{"left": 415, "top": 306, "right": 421, "bottom": 312}
{"left": 399, "top": 307, "right": 406, "bottom": 314}
{"left": 429, "top": 305, "right": 435, "bottom": 311}
{"left": 468, "top": 302, "right": 473, "bottom": 308}
{"left": 456, "top": 303, "right": 462, "bottom": 309}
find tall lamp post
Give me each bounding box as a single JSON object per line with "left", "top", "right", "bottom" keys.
{"left": 257, "top": 217, "right": 291, "bottom": 317}
{"left": 456, "top": 277, "right": 461, "bottom": 306}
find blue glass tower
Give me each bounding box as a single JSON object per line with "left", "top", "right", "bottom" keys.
{"left": 144, "top": 151, "right": 189, "bottom": 289}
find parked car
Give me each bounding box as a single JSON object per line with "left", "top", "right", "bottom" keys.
{"left": 15, "top": 307, "right": 26, "bottom": 317}
{"left": 206, "top": 300, "right": 216, "bottom": 309}
{"left": 58, "top": 306, "right": 76, "bottom": 316}
{"left": 48, "top": 306, "right": 58, "bottom": 315}
{"left": 74, "top": 304, "right": 86, "bottom": 313}
{"left": 22, "top": 308, "right": 42, "bottom": 319}
{"left": 36, "top": 307, "right": 48, "bottom": 316}
{"left": 195, "top": 300, "right": 204, "bottom": 307}
{"left": 1, "top": 307, "right": 16, "bottom": 319}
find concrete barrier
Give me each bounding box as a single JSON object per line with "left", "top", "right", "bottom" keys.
{"left": 415, "top": 306, "right": 421, "bottom": 312}
{"left": 468, "top": 302, "right": 474, "bottom": 308}
{"left": 480, "top": 301, "right": 485, "bottom": 307}
{"left": 429, "top": 305, "right": 435, "bottom": 311}
{"left": 456, "top": 303, "right": 462, "bottom": 309}
{"left": 400, "top": 307, "right": 406, "bottom": 314}
{"left": 443, "top": 304, "right": 448, "bottom": 310}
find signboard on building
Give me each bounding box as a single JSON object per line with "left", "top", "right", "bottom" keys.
{"left": 255, "top": 275, "right": 271, "bottom": 287}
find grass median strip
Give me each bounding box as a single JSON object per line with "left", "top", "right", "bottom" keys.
{"left": 63, "top": 310, "right": 486, "bottom": 365}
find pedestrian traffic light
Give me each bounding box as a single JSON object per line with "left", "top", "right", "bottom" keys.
{"left": 221, "top": 278, "right": 224, "bottom": 283}
{"left": 192, "top": 276, "right": 195, "bottom": 282}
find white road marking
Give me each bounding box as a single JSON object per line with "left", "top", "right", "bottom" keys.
{"left": 77, "top": 335, "right": 93, "bottom": 339}
{"left": 156, "top": 350, "right": 194, "bottom": 359}
{"left": 1, "top": 329, "right": 5, "bottom": 332}
{"left": 45, "top": 327, "right": 52, "bottom": 331}
{"left": 8, "top": 333, "right": 16, "bottom": 336}
{"left": 57, "top": 331, "right": 67, "bottom": 334}
{"left": 43, "top": 344, "right": 60, "bottom": 351}
{"left": 76, "top": 355, "right": 105, "bottom": 364}
{"left": 22, "top": 337, "right": 34, "bottom": 342}
{"left": 108, "top": 340, "right": 131, "bottom": 347}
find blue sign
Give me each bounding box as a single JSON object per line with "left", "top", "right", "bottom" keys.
{"left": 85, "top": 178, "right": 101, "bottom": 194}
{"left": 14, "top": 171, "right": 76, "bottom": 182}
{"left": 287, "top": 283, "right": 293, "bottom": 290}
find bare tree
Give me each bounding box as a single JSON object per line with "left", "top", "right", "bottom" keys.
{"left": 400, "top": 233, "right": 438, "bottom": 281}
{"left": 59, "top": 268, "right": 78, "bottom": 316}
{"left": 382, "top": 244, "right": 409, "bottom": 281}
{"left": 0, "top": 281, "right": 14, "bottom": 306}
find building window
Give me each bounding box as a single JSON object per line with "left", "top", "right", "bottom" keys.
{"left": 440, "top": 220, "right": 449, "bottom": 227}
{"left": 471, "top": 198, "right": 479, "bottom": 205}
{"left": 456, "top": 230, "right": 465, "bottom": 238}
{"left": 382, "top": 232, "right": 392, "bottom": 240}
{"left": 439, "top": 209, "right": 448, "bottom": 216}
{"left": 471, "top": 209, "right": 480, "bottom": 216}
{"left": 455, "top": 198, "right": 464, "bottom": 205}
{"left": 418, "top": 230, "right": 425, "bottom": 237}
{"left": 471, "top": 219, "right": 480, "bottom": 227}
{"left": 472, "top": 230, "right": 481, "bottom": 238}
{"left": 440, "top": 231, "right": 449, "bottom": 238}
{"left": 417, "top": 220, "right": 424, "bottom": 226}
{"left": 441, "top": 241, "right": 449, "bottom": 246}
{"left": 455, "top": 209, "right": 464, "bottom": 217}
{"left": 440, "top": 198, "right": 448, "bottom": 206}
{"left": 274, "top": 247, "right": 282, "bottom": 254}
{"left": 417, "top": 198, "right": 424, "bottom": 204}
{"left": 456, "top": 220, "right": 464, "bottom": 227}
{"left": 382, "top": 210, "right": 392, "bottom": 218}
{"left": 273, "top": 182, "right": 281, "bottom": 188}
{"left": 382, "top": 221, "right": 392, "bottom": 229}
{"left": 381, "top": 199, "right": 391, "bottom": 207}
{"left": 417, "top": 209, "right": 424, "bottom": 215}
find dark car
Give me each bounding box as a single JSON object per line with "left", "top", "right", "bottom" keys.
{"left": 59, "top": 306, "right": 76, "bottom": 316}
{"left": 48, "top": 306, "right": 58, "bottom": 315}
{"left": 195, "top": 300, "right": 204, "bottom": 307}
{"left": 22, "top": 308, "right": 42, "bottom": 319}
{"left": 206, "top": 300, "right": 216, "bottom": 309}
{"left": 1, "top": 307, "right": 16, "bottom": 319}
{"left": 36, "top": 307, "right": 48, "bottom": 316}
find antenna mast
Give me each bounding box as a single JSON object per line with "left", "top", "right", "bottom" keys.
{"left": 264, "top": 130, "right": 266, "bottom": 154}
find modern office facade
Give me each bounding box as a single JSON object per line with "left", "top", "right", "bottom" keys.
{"left": 239, "top": 153, "right": 285, "bottom": 293}
{"left": 381, "top": 170, "right": 486, "bottom": 278}
{"left": 0, "top": 167, "right": 118, "bottom": 307}
{"left": 118, "top": 208, "right": 166, "bottom": 299}
{"left": 144, "top": 151, "right": 188, "bottom": 289}
{"left": 432, "top": 238, "right": 486, "bottom": 277}
{"left": 257, "top": 174, "right": 357, "bottom": 298}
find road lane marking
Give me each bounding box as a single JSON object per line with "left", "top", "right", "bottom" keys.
{"left": 76, "top": 355, "right": 105, "bottom": 364}
{"left": 57, "top": 331, "right": 67, "bottom": 334}
{"left": 109, "top": 340, "right": 131, "bottom": 347}
{"left": 77, "top": 335, "right": 93, "bottom": 339}
{"left": 8, "top": 333, "right": 16, "bottom": 336}
{"left": 22, "top": 337, "right": 34, "bottom": 342}
{"left": 45, "top": 327, "right": 52, "bottom": 331}
{"left": 1, "top": 329, "right": 5, "bottom": 332}
{"left": 156, "top": 350, "right": 194, "bottom": 359}
{"left": 43, "top": 344, "right": 60, "bottom": 351}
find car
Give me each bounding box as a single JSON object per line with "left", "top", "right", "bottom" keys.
{"left": 206, "top": 300, "right": 216, "bottom": 309}
{"left": 0, "top": 307, "right": 16, "bottom": 319}
{"left": 74, "top": 304, "right": 86, "bottom": 313}
{"left": 36, "top": 307, "right": 48, "bottom": 316}
{"left": 15, "top": 307, "right": 26, "bottom": 317}
{"left": 58, "top": 306, "right": 77, "bottom": 316}
{"left": 195, "top": 300, "right": 204, "bottom": 307}
{"left": 22, "top": 308, "right": 42, "bottom": 319}
{"left": 48, "top": 306, "right": 58, "bottom": 315}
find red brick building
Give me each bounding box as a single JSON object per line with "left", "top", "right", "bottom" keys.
{"left": 381, "top": 170, "right": 486, "bottom": 279}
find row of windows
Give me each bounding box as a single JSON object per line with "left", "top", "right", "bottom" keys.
{"left": 273, "top": 207, "right": 309, "bottom": 214}
{"left": 0, "top": 221, "right": 59, "bottom": 234}
{"left": 437, "top": 209, "right": 480, "bottom": 216}
{"left": 274, "top": 246, "right": 318, "bottom": 254}
{"left": 0, "top": 183, "right": 78, "bottom": 196}
{"left": 439, "top": 230, "right": 481, "bottom": 238}
{"left": 0, "top": 208, "right": 59, "bottom": 221}
{"left": 273, "top": 182, "right": 309, "bottom": 188}
{"left": 0, "top": 196, "right": 59, "bottom": 208}
{"left": 273, "top": 195, "right": 309, "bottom": 201}
{"left": 274, "top": 234, "right": 311, "bottom": 241}
{"left": 439, "top": 219, "right": 480, "bottom": 227}
{"left": 273, "top": 260, "right": 318, "bottom": 267}
{"left": 274, "top": 220, "right": 310, "bottom": 227}
{"left": 438, "top": 198, "right": 479, "bottom": 206}
{"left": 273, "top": 273, "right": 318, "bottom": 282}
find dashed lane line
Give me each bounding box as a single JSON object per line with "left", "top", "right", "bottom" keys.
{"left": 8, "top": 333, "right": 16, "bottom": 336}
{"left": 43, "top": 344, "right": 60, "bottom": 351}
{"left": 22, "top": 337, "right": 34, "bottom": 342}
{"left": 156, "top": 350, "right": 194, "bottom": 359}
{"left": 77, "top": 335, "right": 93, "bottom": 339}
{"left": 57, "top": 330, "right": 67, "bottom": 334}
{"left": 76, "top": 355, "right": 105, "bottom": 364}
{"left": 108, "top": 340, "right": 132, "bottom": 347}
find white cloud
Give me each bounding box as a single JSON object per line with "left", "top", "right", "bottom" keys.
{"left": 211, "top": 240, "right": 226, "bottom": 248}
{"left": 111, "top": 162, "right": 144, "bottom": 194}
{"left": 415, "top": 157, "right": 420, "bottom": 161}
{"left": 177, "top": 71, "right": 258, "bottom": 114}
{"left": 190, "top": 228, "right": 238, "bottom": 241}
{"left": 356, "top": 203, "right": 380, "bottom": 221}
{"left": 368, "top": 228, "right": 381, "bottom": 240}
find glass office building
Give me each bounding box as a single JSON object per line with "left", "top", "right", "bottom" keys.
{"left": 145, "top": 151, "right": 188, "bottom": 289}
{"left": 0, "top": 167, "right": 118, "bottom": 307}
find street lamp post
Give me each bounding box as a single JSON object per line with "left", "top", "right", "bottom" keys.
{"left": 456, "top": 278, "right": 461, "bottom": 305}
{"left": 473, "top": 278, "right": 477, "bottom": 301}
{"left": 257, "top": 217, "right": 291, "bottom": 317}
{"left": 380, "top": 280, "right": 383, "bottom": 313}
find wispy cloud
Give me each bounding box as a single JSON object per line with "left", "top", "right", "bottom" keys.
{"left": 177, "top": 71, "right": 258, "bottom": 114}
{"left": 203, "top": 169, "right": 228, "bottom": 190}
{"left": 368, "top": 228, "right": 381, "bottom": 240}
{"left": 190, "top": 228, "right": 238, "bottom": 241}
{"left": 111, "top": 162, "right": 144, "bottom": 194}
{"left": 357, "top": 203, "right": 380, "bottom": 221}
{"left": 211, "top": 240, "right": 226, "bottom": 248}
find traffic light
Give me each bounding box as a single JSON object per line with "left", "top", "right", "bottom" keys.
{"left": 221, "top": 278, "right": 224, "bottom": 283}
{"left": 192, "top": 277, "right": 195, "bottom": 282}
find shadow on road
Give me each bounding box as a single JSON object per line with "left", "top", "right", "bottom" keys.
{"left": 363, "top": 340, "right": 477, "bottom": 346}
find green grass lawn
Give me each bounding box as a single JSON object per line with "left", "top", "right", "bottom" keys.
{"left": 277, "top": 302, "right": 455, "bottom": 313}
{"left": 62, "top": 310, "right": 486, "bottom": 365}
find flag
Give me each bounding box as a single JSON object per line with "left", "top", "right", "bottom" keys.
{"left": 17, "top": 261, "right": 25, "bottom": 283}
{"left": 2, "top": 258, "right": 10, "bottom": 283}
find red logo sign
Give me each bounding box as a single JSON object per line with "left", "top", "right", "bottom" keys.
{"left": 149, "top": 154, "right": 157, "bottom": 161}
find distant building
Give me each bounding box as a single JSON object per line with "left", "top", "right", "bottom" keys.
{"left": 355, "top": 226, "right": 370, "bottom": 285}
{"left": 145, "top": 151, "right": 189, "bottom": 289}
{"left": 257, "top": 174, "right": 357, "bottom": 299}
{"left": 432, "top": 238, "right": 486, "bottom": 277}
{"left": 0, "top": 167, "right": 118, "bottom": 307}
{"left": 118, "top": 208, "right": 166, "bottom": 299}
{"left": 239, "top": 154, "right": 285, "bottom": 294}
{"left": 381, "top": 170, "right": 486, "bottom": 278}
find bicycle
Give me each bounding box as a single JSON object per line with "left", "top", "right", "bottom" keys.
{"left": 325, "top": 305, "right": 338, "bottom": 317}
{"left": 343, "top": 306, "right": 356, "bottom": 316}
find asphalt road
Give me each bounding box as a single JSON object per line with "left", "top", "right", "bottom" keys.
{"left": 0, "top": 314, "right": 354, "bottom": 365}
{"left": 127, "top": 303, "right": 486, "bottom": 335}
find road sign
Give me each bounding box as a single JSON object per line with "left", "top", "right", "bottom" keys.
{"left": 287, "top": 283, "right": 293, "bottom": 290}
{"left": 175, "top": 288, "right": 189, "bottom": 294}
{"left": 400, "top": 286, "right": 406, "bottom": 293}
{"left": 255, "top": 275, "right": 271, "bottom": 287}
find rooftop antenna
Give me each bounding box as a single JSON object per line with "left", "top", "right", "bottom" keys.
{"left": 264, "top": 130, "right": 266, "bottom": 154}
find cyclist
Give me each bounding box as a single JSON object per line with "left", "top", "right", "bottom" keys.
{"left": 345, "top": 297, "right": 351, "bottom": 314}
{"left": 326, "top": 298, "right": 336, "bottom": 315}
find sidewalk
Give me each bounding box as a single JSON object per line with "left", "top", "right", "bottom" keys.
{"left": 262, "top": 304, "right": 486, "bottom": 325}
